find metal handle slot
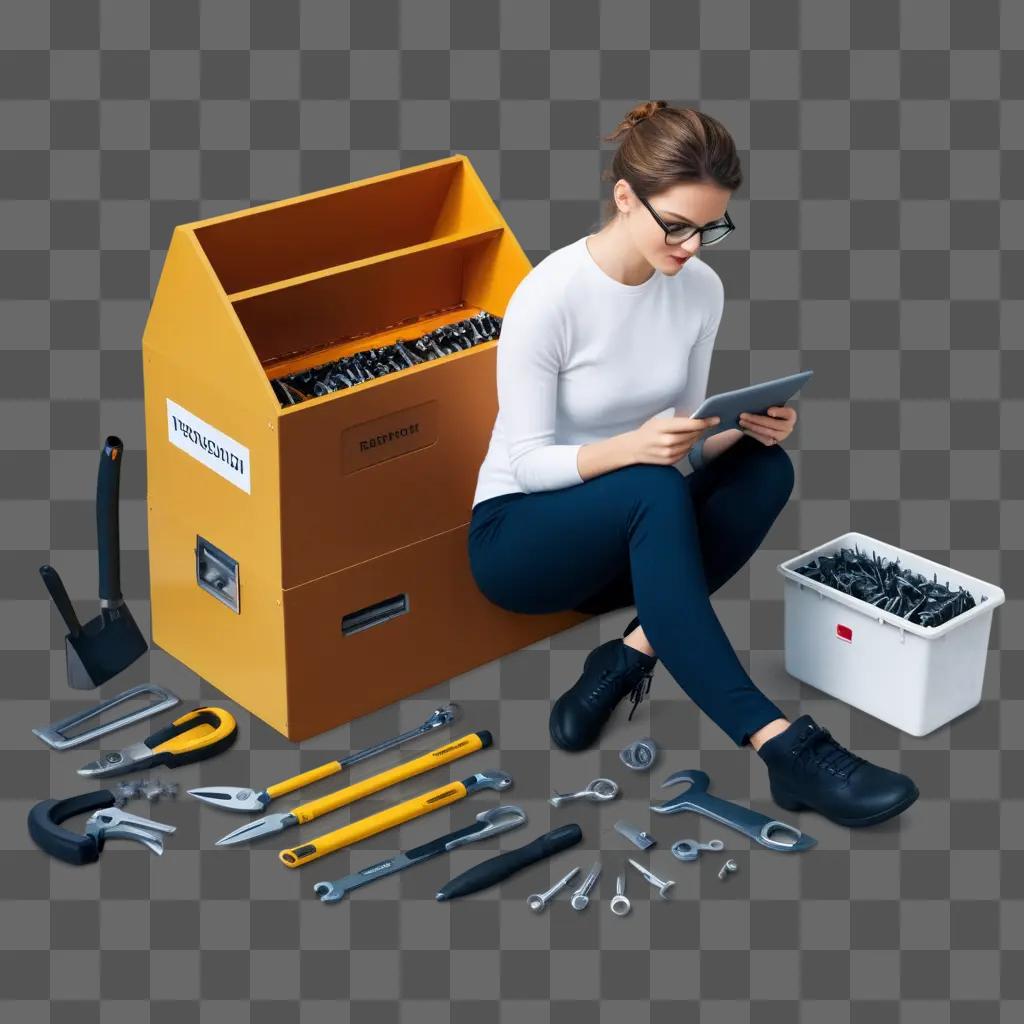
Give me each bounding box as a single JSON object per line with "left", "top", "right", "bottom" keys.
{"left": 195, "top": 536, "right": 240, "bottom": 613}
{"left": 341, "top": 593, "right": 409, "bottom": 635}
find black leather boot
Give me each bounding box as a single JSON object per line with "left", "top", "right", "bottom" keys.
{"left": 757, "top": 714, "right": 919, "bottom": 828}
{"left": 549, "top": 635, "right": 657, "bottom": 752}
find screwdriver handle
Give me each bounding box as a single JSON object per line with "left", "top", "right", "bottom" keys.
{"left": 279, "top": 777, "right": 472, "bottom": 868}
{"left": 289, "top": 732, "right": 490, "bottom": 824}
{"left": 435, "top": 824, "right": 583, "bottom": 901}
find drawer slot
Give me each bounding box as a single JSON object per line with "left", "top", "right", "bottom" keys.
{"left": 341, "top": 593, "right": 409, "bottom": 635}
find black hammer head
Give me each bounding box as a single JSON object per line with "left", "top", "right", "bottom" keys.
{"left": 66, "top": 603, "right": 148, "bottom": 690}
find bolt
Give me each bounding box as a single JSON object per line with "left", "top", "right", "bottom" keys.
{"left": 570, "top": 861, "right": 602, "bottom": 911}
{"left": 718, "top": 859, "right": 738, "bottom": 881}
{"left": 627, "top": 858, "right": 675, "bottom": 899}
{"left": 610, "top": 872, "right": 631, "bottom": 916}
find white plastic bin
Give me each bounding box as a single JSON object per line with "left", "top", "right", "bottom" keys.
{"left": 776, "top": 531, "right": 1005, "bottom": 736}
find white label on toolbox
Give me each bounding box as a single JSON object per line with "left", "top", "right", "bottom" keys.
{"left": 166, "top": 398, "right": 251, "bottom": 494}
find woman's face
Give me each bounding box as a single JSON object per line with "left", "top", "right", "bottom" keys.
{"left": 616, "top": 179, "right": 733, "bottom": 275}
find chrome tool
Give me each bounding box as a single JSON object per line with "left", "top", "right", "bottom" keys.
{"left": 32, "top": 684, "right": 180, "bottom": 751}
{"left": 627, "top": 858, "right": 675, "bottom": 899}
{"left": 610, "top": 872, "right": 631, "bottom": 916}
{"left": 671, "top": 838, "right": 725, "bottom": 862}
{"left": 549, "top": 777, "right": 619, "bottom": 807}
{"left": 570, "top": 861, "right": 602, "bottom": 911}
{"left": 527, "top": 867, "right": 579, "bottom": 912}
{"left": 614, "top": 819, "right": 656, "bottom": 850}
{"left": 313, "top": 805, "right": 526, "bottom": 904}
{"left": 650, "top": 770, "right": 816, "bottom": 853}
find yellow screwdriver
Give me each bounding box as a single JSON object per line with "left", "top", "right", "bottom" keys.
{"left": 215, "top": 731, "right": 492, "bottom": 847}
{"left": 279, "top": 769, "right": 513, "bottom": 868}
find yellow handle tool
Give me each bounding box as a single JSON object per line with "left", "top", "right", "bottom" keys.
{"left": 279, "top": 769, "right": 513, "bottom": 868}
{"left": 77, "top": 707, "right": 238, "bottom": 778}
{"left": 292, "top": 731, "right": 491, "bottom": 824}
{"left": 265, "top": 761, "right": 342, "bottom": 801}
{"left": 214, "top": 731, "right": 494, "bottom": 847}
{"left": 190, "top": 703, "right": 459, "bottom": 812}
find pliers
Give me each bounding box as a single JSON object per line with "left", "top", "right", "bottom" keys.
{"left": 77, "top": 706, "right": 237, "bottom": 778}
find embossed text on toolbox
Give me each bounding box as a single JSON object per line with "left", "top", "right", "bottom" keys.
{"left": 342, "top": 399, "right": 439, "bottom": 473}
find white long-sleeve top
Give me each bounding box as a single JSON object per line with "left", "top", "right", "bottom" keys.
{"left": 471, "top": 234, "right": 725, "bottom": 508}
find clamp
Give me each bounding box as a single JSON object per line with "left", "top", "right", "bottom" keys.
{"left": 27, "top": 789, "right": 176, "bottom": 865}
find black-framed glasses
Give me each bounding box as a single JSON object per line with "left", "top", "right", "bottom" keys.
{"left": 635, "top": 193, "right": 735, "bottom": 247}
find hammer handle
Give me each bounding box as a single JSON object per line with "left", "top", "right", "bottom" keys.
{"left": 96, "top": 436, "right": 123, "bottom": 603}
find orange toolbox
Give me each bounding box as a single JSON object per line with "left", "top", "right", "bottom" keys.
{"left": 141, "top": 155, "right": 587, "bottom": 741}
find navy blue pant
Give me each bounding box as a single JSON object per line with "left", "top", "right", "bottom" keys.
{"left": 468, "top": 433, "right": 794, "bottom": 747}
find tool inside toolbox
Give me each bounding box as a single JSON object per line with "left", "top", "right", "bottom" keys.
{"left": 793, "top": 544, "right": 979, "bottom": 628}
{"left": 269, "top": 309, "right": 502, "bottom": 406}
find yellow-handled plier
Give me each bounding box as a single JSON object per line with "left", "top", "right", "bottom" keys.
{"left": 77, "top": 707, "right": 238, "bottom": 778}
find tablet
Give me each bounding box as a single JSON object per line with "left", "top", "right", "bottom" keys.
{"left": 688, "top": 369, "right": 814, "bottom": 437}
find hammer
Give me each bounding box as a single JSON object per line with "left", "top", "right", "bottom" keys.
{"left": 39, "top": 436, "right": 148, "bottom": 689}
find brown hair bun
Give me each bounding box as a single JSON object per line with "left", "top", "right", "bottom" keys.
{"left": 606, "top": 100, "right": 669, "bottom": 140}
{"left": 598, "top": 101, "right": 742, "bottom": 226}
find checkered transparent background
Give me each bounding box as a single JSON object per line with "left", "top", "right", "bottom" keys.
{"left": 1, "top": 1, "right": 1022, "bottom": 1021}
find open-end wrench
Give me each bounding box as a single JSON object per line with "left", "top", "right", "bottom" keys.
{"left": 312, "top": 805, "right": 527, "bottom": 904}
{"left": 650, "top": 770, "right": 816, "bottom": 852}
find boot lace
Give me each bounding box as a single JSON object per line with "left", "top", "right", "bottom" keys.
{"left": 591, "top": 665, "right": 653, "bottom": 722}
{"left": 791, "top": 726, "right": 868, "bottom": 779}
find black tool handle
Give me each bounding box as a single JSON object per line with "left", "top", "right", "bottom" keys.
{"left": 96, "top": 436, "right": 123, "bottom": 604}
{"left": 39, "top": 564, "right": 82, "bottom": 637}
{"left": 436, "top": 823, "right": 582, "bottom": 901}
{"left": 27, "top": 790, "right": 115, "bottom": 865}
{"left": 143, "top": 709, "right": 238, "bottom": 768}
{"left": 405, "top": 818, "right": 488, "bottom": 863}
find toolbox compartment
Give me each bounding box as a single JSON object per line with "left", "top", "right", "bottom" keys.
{"left": 143, "top": 156, "right": 588, "bottom": 740}
{"left": 194, "top": 158, "right": 482, "bottom": 296}
{"left": 777, "top": 531, "right": 1005, "bottom": 736}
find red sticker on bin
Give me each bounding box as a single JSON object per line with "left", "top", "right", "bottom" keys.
{"left": 836, "top": 624, "right": 853, "bottom": 643}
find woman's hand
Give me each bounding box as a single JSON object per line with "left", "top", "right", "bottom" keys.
{"left": 738, "top": 405, "right": 796, "bottom": 446}
{"left": 628, "top": 413, "right": 721, "bottom": 466}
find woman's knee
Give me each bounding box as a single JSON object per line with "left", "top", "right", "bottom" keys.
{"left": 613, "top": 462, "right": 691, "bottom": 500}
{"left": 762, "top": 441, "right": 795, "bottom": 502}
{"left": 737, "top": 443, "right": 794, "bottom": 522}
